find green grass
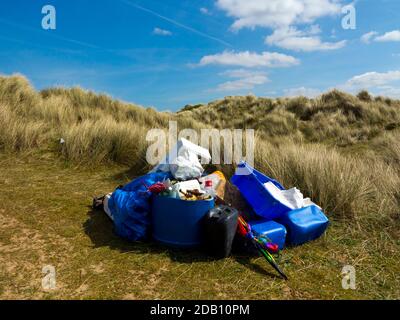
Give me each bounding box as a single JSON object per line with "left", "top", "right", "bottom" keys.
{"left": 1, "top": 153, "right": 399, "bottom": 299}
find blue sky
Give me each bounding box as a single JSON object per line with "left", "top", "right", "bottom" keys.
{"left": 0, "top": 0, "right": 400, "bottom": 110}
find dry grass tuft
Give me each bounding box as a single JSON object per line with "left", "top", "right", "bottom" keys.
{"left": 1, "top": 74, "right": 399, "bottom": 226}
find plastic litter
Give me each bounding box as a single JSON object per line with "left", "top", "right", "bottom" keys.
{"left": 179, "top": 189, "right": 212, "bottom": 201}
{"left": 237, "top": 215, "right": 288, "bottom": 280}
{"left": 204, "top": 180, "right": 215, "bottom": 197}
{"left": 276, "top": 205, "right": 329, "bottom": 246}
{"left": 232, "top": 161, "right": 329, "bottom": 246}
{"left": 107, "top": 172, "right": 171, "bottom": 242}
{"left": 203, "top": 205, "right": 238, "bottom": 258}
{"left": 151, "top": 194, "right": 215, "bottom": 248}
{"left": 249, "top": 220, "right": 287, "bottom": 250}
{"left": 264, "top": 182, "right": 320, "bottom": 210}
{"left": 98, "top": 142, "right": 330, "bottom": 279}
{"left": 146, "top": 182, "right": 168, "bottom": 194}
{"left": 265, "top": 243, "right": 279, "bottom": 254}
{"left": 231, "top": 161, "right": 289, "bottom": 220}
{"left": 152, "top": 138, "right": 211, "bottom": 180}
{"left": 173, "top": 179, "right": 202, "bottom": 195}
{"left": 103, "top": 193, "right": 113, "bottom": 220}
{"left": 199, "top": 171, "right": 226, "bottom": 198}
{"left": 156, "top": 179, "right": 213, "bottom": 201}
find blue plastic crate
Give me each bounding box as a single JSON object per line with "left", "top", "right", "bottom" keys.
{"left": 231, "top": 162, "right": 291, "bottom": 220}
{"left": 249, "top": 220, "right": 287, "bottom": 250}
{"left": 276, "top": 205, "right": 329, "bottom": 246}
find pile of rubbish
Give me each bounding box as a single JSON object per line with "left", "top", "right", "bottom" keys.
{"left": 93, "top": 138, "right": 329, "bottom": 280}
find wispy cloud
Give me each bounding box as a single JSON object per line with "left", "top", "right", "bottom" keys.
{"left": 373, "top": 86, "right": 400, "bottom": 98}
{"left": 283, "top": 86, "right": 322, "bottom": 98}
{"left": 361, "top": 30, "right": 400, "bottom": 43}
{"left": 344, "top": 70, "right": 400, "bottom": 88}
{"left": 120, "top": 0, "right": 232, "bottom": 47}
{"left": 375, "top": 30, "right": 400, "bottom": 42}
{"left": 360, "top": 31, "right": 378, "bottom": 44}
{"left": 215, "top": 69, "right": 269, "bottom": 91}
{"left": 337, "top": 70, "right": 400, "bottom": 98}
{"left": 266, "top": 25, "right": 346, "bottom": 52}
{"left": 153, "top": 27, "right": 172, "bottom": 36}
{"left": 200, "top": 7, "right": 211, "bottom": 15}
{"left": 198, "top": 50, "right": 299, "bottom": 68}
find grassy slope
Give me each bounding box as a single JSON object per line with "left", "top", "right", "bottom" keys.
{"left": 0, "top": 153, "right": 399, "bottom": 299}
{"left": 2, "top": 75, "right": 399, "bottom": 224}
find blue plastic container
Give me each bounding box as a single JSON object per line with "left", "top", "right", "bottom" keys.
{"left": 249, "top": 220, "right": 287, "bottom": 250}
{"left": 151, "top": 195, "right": 215, "bottom": 248}
{"left": 231, "top": 162, "right": 290, "bottom": 220}
{"left": 277, "top": 205, "right": 329, "bottom": 246}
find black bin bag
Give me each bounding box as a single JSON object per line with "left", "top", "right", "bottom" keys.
{"left": 202, "top": 205, "right": 239, "bottom": 259}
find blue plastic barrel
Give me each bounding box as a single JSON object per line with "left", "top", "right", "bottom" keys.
{"left": 231, "top": 162, "right": 290, "bottom": 220}
{"left": 276, "top": 205, "right": 329, "bottom": 246}
{"left": 249, "top": 220, "right": 287, "bottom": 250}
{"left": 151, "top": 195, "right": 215, "bottom": 248}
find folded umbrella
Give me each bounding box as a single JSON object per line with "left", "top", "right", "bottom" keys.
{"left": 237, "top": 215, "right": 288, "bottom": 280}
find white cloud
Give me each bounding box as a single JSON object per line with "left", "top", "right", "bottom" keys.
{"left": 216, "top": 69, "right": 269, "bottom": 91}
{"left": 361, "top": 30, "right": 400, "bottom": 44}
{"left": 216, "top": 75, "right": 268, "bottom": 91}
{"left": 360, "top": 31, "right": 378, "bottom": 44}
{"left": 280, "top": 71, "right": 400, "bottom": 100}
{"left": 266, "top": 26, "right": 346, "bottom": 52}
{"left": 375, "top": 30, "right": 400, "bottom": 42}
{"left": 284, "top": 86, "right": 322, "bottom": 97}
{"left": 220, "top": 69, "right": 263, "bottom": 78}
{"left": 200, "top": 7, "right": 211, "bottom": 15}
{"left": 198, "top": 50, "right": 299, "bottom": 68}
{"left": 153, "top": 27, "right": 172, "bottom": 36}
{"left": 345, "top": 71, "right": 400, "bottom": 88}
{"left": 374, "top": 86, "right": 400, "bottom": 98}
{"left": 216, "top": 0, "right": 342, "bottom": 30}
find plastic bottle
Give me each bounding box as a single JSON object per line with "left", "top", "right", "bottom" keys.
{"left": 203, "top": 180, "right": 216, "bottom": 197}
{"left": 199, "top": 171, "right": 226, "bottom": 198}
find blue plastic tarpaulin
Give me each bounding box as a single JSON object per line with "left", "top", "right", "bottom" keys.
{"left": 107, "top": 172, "right": 171, "bottom": 241}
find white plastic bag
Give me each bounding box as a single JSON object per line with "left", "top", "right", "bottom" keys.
{"left": 263, "top": 182, "right": 320, "bottom": 209}
{"left": 103, "top": 193, "right": 114, "bottom": 221}
{"left": 151, "top": 138, "right": 211, "bottom": 180}
{"left": 281, "top": 187, "right": 304, "bottom": 209}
